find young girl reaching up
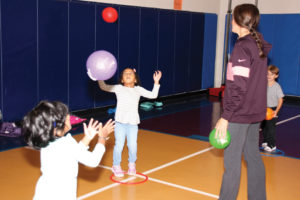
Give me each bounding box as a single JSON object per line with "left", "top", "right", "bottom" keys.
{"left": 22, "top": 100, "right": 114, "bottom": 200}
{"left": 98, "top": 68, "right": 162, "bottom": 177}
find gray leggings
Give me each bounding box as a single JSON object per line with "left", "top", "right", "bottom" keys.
{"left": 219, "top": 123, "right": 266, "bottom": 200}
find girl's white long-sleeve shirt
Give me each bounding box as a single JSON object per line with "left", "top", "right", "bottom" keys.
{"left": 33, "top": 134, "right": 105, "bottom": 200}
{"left": 98, "top": 81, "right": 160, "bottom": 125}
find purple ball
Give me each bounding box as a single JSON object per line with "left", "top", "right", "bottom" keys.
{"left": 86, "top": 50, "right": 117, "bottom": 81}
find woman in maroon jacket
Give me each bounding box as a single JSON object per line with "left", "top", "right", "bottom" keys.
{"left": 215, "top": 4, "right": 272, "bottom": 200}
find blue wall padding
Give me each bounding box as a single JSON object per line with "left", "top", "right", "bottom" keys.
{"left": 157, "top": 10, "right": 176, "bottom": 96}
{"left": 139, "top": 7, "right": 159, "bottom": 91}
{"left": 174, "top": 11, "right": 190, "bottom": 94}
{"left": 118, "top": 6, "right": 140, "bottom": 71}
{"left": 202, "top": 14, "right": 217, "bottom": 89}
{"left": 94, "top": 4, "right": 119, "bottom": 107}
{"left": 268, "top": 15, "right": 300, "bottom": 95}
{"left": 69, "top": 1, "right": 95, "bottom": 110}
{"left": 227, "top": 14, "right": 300, "bottom": 96}
{"left": 189, "top": 13, "right": 205, "bottom": 91}
{"left": 0, "top": 0, "right": 217, "bottom": 121}
{"left": 1, "top": 0, "right": 38, "bottom": 120}
{"left": 38, "top": 0, "right": 68, "bottom": 103}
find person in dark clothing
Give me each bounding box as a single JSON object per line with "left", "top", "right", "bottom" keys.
{"left": 215, "top": 4, "right": 272, "bottom": 200}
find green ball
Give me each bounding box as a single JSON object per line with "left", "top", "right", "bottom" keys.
{"left": 209, "top": 129, "right": 231, "bottom": 149}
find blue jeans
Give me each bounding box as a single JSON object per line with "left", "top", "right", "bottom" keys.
{"left": 113, "top": 122, "right": 138, "bottom": 166}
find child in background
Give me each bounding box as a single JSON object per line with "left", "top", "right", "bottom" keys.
{"left": 98, "top": 68, "right": 162, "bottom": 177}
{"left": 22, "top": 101, "right": 114, "bottom": 200}
{"left": 261, "top": 65, "right": 284, "bottom": 152}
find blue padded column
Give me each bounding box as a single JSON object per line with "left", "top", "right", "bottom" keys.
{"left": 94, "top": 3, "right": 119, "bottom": 107}
{"left": 38, "top": 0, "right": 68, "bottom": 103}
{"left": 1, "top": 0, "right": 37, "bottom": 121}
{"left": 118, "top": 6, "right": 140, "bottom": 74}
{"left": 139, "top": 7, "right": 158, "bottom": 92}
{"left": 202, "top": 13, "right": 217, "bottom": 89}
{"left": 270, "top": 14, "right": 300, "bottom": 95}
{"left": 174, "top": 11, "right": 190, "bottom": 94}
{"left": 69, "top": 1, "right": 95, "bottom": 110}
{"left": 188, "top": 12, "right": 205, "bottom": 91}
{"left": 157, "top": 10, "right": 175, "bottom": 96}
{"left": 94, "top": 4, "right": 120, "bottom": 107}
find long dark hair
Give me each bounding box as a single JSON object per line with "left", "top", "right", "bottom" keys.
{"left": 233, "top": 4, "right": 265, "bottom": 58}
{"left": 22, "top": 101, "right": 69, "bottom": 150}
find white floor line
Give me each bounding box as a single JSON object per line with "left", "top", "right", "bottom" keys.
{"left": 148, "top": 177, "right": 219, "bottom": 199}
{"left": 77, "top": 170, "right": 137, "bottom": 200}
{"left": 77, "top": 147, "right": 214, "bottom": 199}
{"left": 142, "top": 146, "right": 214, "bottom": 175}
{"left": 276, "top": 114, "right": 300, "bottom": 125}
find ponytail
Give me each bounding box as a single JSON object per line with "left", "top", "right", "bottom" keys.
{"left": 249, "top": 27, "right": 266, "bottom": 58}
{"left": 233, "top": 4, "right": 266, "bottom": 58}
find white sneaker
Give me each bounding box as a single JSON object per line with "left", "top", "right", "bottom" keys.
{"left": 261, "top": 143, "right": 267, "bottom": 148}
{"left": 264, "top": 146, "right": 276, "bottom": 152}
{"left": 127, "top": 163, "right": 136, "bottom": 175}
{"left": 112, "top": 165, "right": 124, "bottom": 177}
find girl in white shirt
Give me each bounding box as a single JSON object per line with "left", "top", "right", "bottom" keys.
{"left": 98, "top": 68, "right": 162, "bottom": 177}
{"left": 22, "top": 101, "right": 114, "bottom": 200}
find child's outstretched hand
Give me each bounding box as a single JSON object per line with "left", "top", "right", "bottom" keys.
{"left": 98, "top": 119, "right": 115, "bottom": 142}
{"left": 83, "top": 118, "right": 101, "bottom": 140}
{"left": 153, "top": 70, "right": 162, "bottom": 84}
{"left": 81, "top": 118, "right": 101, "bottom": 146}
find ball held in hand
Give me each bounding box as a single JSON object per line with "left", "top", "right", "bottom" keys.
{"left": 209, "top": 129, "right": 231, "bottom": 149}
{"left": 86, "top": 50, "right": 117, "bottom": 81}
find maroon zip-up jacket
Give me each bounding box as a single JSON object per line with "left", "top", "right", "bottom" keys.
{"left": 221, "top": 34, "right": 272, "bottom": 123}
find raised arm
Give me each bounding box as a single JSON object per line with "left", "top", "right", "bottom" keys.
{"left": 98, "top": 80, "right": 117, "bottom": 93}
{"left": 76, "top": 119, "right": 114, "bottom": 167}
{"left": 137, "top": 84, "right": 160, "bottom": 99}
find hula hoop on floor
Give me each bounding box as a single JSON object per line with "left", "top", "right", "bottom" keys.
{"left": 110, "top": 172, "right": 148, "bottom": 185}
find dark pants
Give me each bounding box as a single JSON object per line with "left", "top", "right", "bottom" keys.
{"left": 219, "top": 123, "right": 266, "bottom": 200}
{"left": 261, "top": 107, "right": 277, "bottom": 148}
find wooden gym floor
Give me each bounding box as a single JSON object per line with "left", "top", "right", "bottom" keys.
{"left": 1, "top": 129, "right": 300, "bottom": 199}
{"left": 1, "top": 95, "right": 300, "bottom": 199}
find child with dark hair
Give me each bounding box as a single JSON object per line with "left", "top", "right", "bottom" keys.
{"left": 22, "top": 100, "right": 114, "bottom": 200}
{"left": 261, "top": 65, "right": 284, "bottom": 152}
{"left": 98, "top": 68, "right": 162, "bottom": 177}
{"left": 215, "top": 4, "right": 272, "bottom": 200}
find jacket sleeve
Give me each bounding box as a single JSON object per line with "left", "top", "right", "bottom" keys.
{"left": 221, "top": 44, "right": 251, "bottom": 121}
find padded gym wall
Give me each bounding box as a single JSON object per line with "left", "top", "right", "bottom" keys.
{"left": 227, "top": 14, "right": 300, "bottom": 96}
{"left": 0, "top": 0, "right": 216, "bottom": 121}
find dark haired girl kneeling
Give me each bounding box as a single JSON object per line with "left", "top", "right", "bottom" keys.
{"left": 22, "top": 101, "right": 114, "bottom": 200}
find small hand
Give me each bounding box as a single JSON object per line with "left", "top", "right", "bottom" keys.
{"left": 215, "top": 118, "right": 228, "bottom": 140}
{"left": 153, "top": 70, "right": 162, "bottom": 84}
{"left": 98, "top": 119, "right": 115, "bottom": 138}
{"left": 83, "top": 118, "right": 101, "bottom": 140}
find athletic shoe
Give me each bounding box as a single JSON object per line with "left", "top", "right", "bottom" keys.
{"left": 261, "top": 143, "right": 268, "bottom": 148}
{"left": 264, "top": 146, "right": 276, "bottom": 152}
{"left": 127, "top": 163, "right": 136, "bottom": 175}
{"left": 112, "top": 166, "right": 124, "bottom": 177}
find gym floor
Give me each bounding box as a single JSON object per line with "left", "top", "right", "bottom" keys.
{"left": 1, "top": 94, "right": 300, "bottom": 200}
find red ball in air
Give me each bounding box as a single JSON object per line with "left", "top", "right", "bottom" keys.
{"left": 102, "top": 7, "right": 118, "bottom": 23}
